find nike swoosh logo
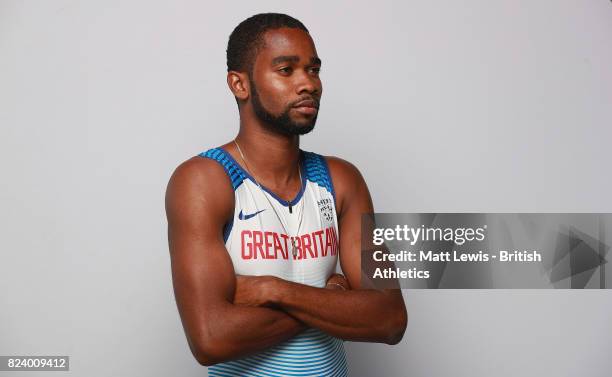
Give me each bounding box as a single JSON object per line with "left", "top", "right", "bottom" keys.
{"left": 238, "top": 209, "right": 265, "bottom": 220}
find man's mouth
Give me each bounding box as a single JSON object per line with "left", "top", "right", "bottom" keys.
{"left": 292, "top": 99, "right": 319, "bottom": 115}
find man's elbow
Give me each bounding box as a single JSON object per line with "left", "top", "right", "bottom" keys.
{"left": 188, "top": 332, "right": 230, "bottom": 367}
{"left": 194, "top": 352, "right": 217, "bottom": 367}
{"left": 188, "top": 339, "right": 216, "bottom": 366}
{"left": 384, "top": 307, "right": 408, "bottom": 345}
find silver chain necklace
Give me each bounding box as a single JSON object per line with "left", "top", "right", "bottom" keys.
{"left": 233, "top": 139, "right": 306, "bottom": 258}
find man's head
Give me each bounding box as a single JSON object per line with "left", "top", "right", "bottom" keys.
{"left": 226, "top": 13, "right": 322, "bottom": 136}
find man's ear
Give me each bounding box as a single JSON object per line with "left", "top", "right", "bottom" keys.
{"left": 227, "top": 71, "right": 249, "bottom": 101}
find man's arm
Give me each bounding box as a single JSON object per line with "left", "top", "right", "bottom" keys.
{"left": 235, "top": 157, "right": 408, "bottom": 344}
{"left": 165, "top": 157, "right": 306, "bottom": 366}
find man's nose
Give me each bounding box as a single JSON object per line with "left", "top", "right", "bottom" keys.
{"left": 295, "top": 71, "right": 320, "bottom": 95}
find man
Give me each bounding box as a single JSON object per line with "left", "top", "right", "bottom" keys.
{"left": 165, "top": 13, "right": 407, "bottom": 376}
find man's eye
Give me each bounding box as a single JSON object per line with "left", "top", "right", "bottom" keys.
{"left": 310, "top": 67, "right": 321, "bottom": 74}
{"left": 278, "top": 67, "right": 292, "bottom": 74}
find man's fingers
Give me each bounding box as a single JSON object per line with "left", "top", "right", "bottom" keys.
{"left": 325, "top": 273, "right": 350, "bottom": 290}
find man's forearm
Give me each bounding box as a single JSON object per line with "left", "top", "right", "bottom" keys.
{"left": 269, "top": 279, "right": 406, "bottom": 344}
{"left": 196, "top": 303, "right": 305, "bottom": 365}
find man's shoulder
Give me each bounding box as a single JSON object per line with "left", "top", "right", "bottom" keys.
{"left": 319, "top": 155, "right": 369, "bottom": 214}
{"left": 322, "top": 155, "right": 366, "bottom": 186}
{"left": 173, "top": 144, "right": 236, "bottom": 181}
{"left": 170, "top": 153, "right": 231, "bottom": 188}
{"left": 165, "top": 150, "right": 235, "bottom": 215}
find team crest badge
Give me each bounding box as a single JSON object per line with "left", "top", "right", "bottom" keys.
{"left": 318, "top": 198, "right": 333, "bottom": 222}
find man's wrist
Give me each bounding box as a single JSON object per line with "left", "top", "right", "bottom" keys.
{"left": 265, "top": 276, "right": 287, "bottom": 306}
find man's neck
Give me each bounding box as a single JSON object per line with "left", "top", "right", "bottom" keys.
{"left": 231, "top": 127, "right": 301, "bottom": 189}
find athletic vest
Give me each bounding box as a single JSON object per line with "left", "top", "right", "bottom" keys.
{"left": 198, "top": 147, "right": 348, "bottom": 377}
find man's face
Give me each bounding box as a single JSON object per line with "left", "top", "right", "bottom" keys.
{"left": 248, "top": 28, "right": 322, "bottom": 136}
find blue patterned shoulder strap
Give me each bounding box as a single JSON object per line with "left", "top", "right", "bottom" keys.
{"left": 198, "top": 147, "right": 336, "bottom": 202}
{"left": 302, "top": 150, "right": 337, "bottom": 204}
{"left": 197, "top": 147, "right": 247, "bottom": 190}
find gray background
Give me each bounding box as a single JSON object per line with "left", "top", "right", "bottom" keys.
{"left": 1, "top": 1, "right": 611, "bottom": 376}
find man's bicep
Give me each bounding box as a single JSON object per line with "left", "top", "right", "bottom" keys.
{"left": 169, "top": 220, "right": 236, "bottom": 312}
{"left": 165, "top": 158, "right": 236, "bottom": 347}
{"left": 170, "top": 231, "right": 237, "bottom": 352}
{"left": 328, "top": 158, "right": 374, "bottom": 290}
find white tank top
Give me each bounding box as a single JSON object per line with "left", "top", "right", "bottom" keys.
{"left": 199, "top": 146, "right": 348, "bottom": 377}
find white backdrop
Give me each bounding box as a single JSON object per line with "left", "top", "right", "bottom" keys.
{"left": 1, "top": 1, "right": 611, "bottom": 376}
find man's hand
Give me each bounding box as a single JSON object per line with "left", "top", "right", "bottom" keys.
{"left": 325, "top": 273, "right": 350, "bottom": 290}
{"left": 234, "top": 275, "right": 279, "bottom": 307}
{"left": 234, "top": 274, "right": 350, "bottom": 307}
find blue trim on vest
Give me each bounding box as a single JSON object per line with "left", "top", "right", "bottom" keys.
{"left": 222, "top": 219, "right": 233, "bottom": 243}
{"left": 302, "top": 151, "right": 337, "bottom": 206}
{"left": 197, "top": 146, "right": 338, "bottom": 225}
{"left": 198, "top": 148, "right": 247, "bottom": 190}
{"left": 197, "top": 148, "right": 243, "bottom": 244}
{"left": 210, "top": 147, "right": 307, "bottom": 207}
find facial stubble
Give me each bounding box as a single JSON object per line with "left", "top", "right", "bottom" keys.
{"left": 248, "top": 77, "right": 318, "bottom": 136}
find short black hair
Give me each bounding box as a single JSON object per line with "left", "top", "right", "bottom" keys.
{"left": 227, "top": 13, "right": 309, "bottom": 73}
